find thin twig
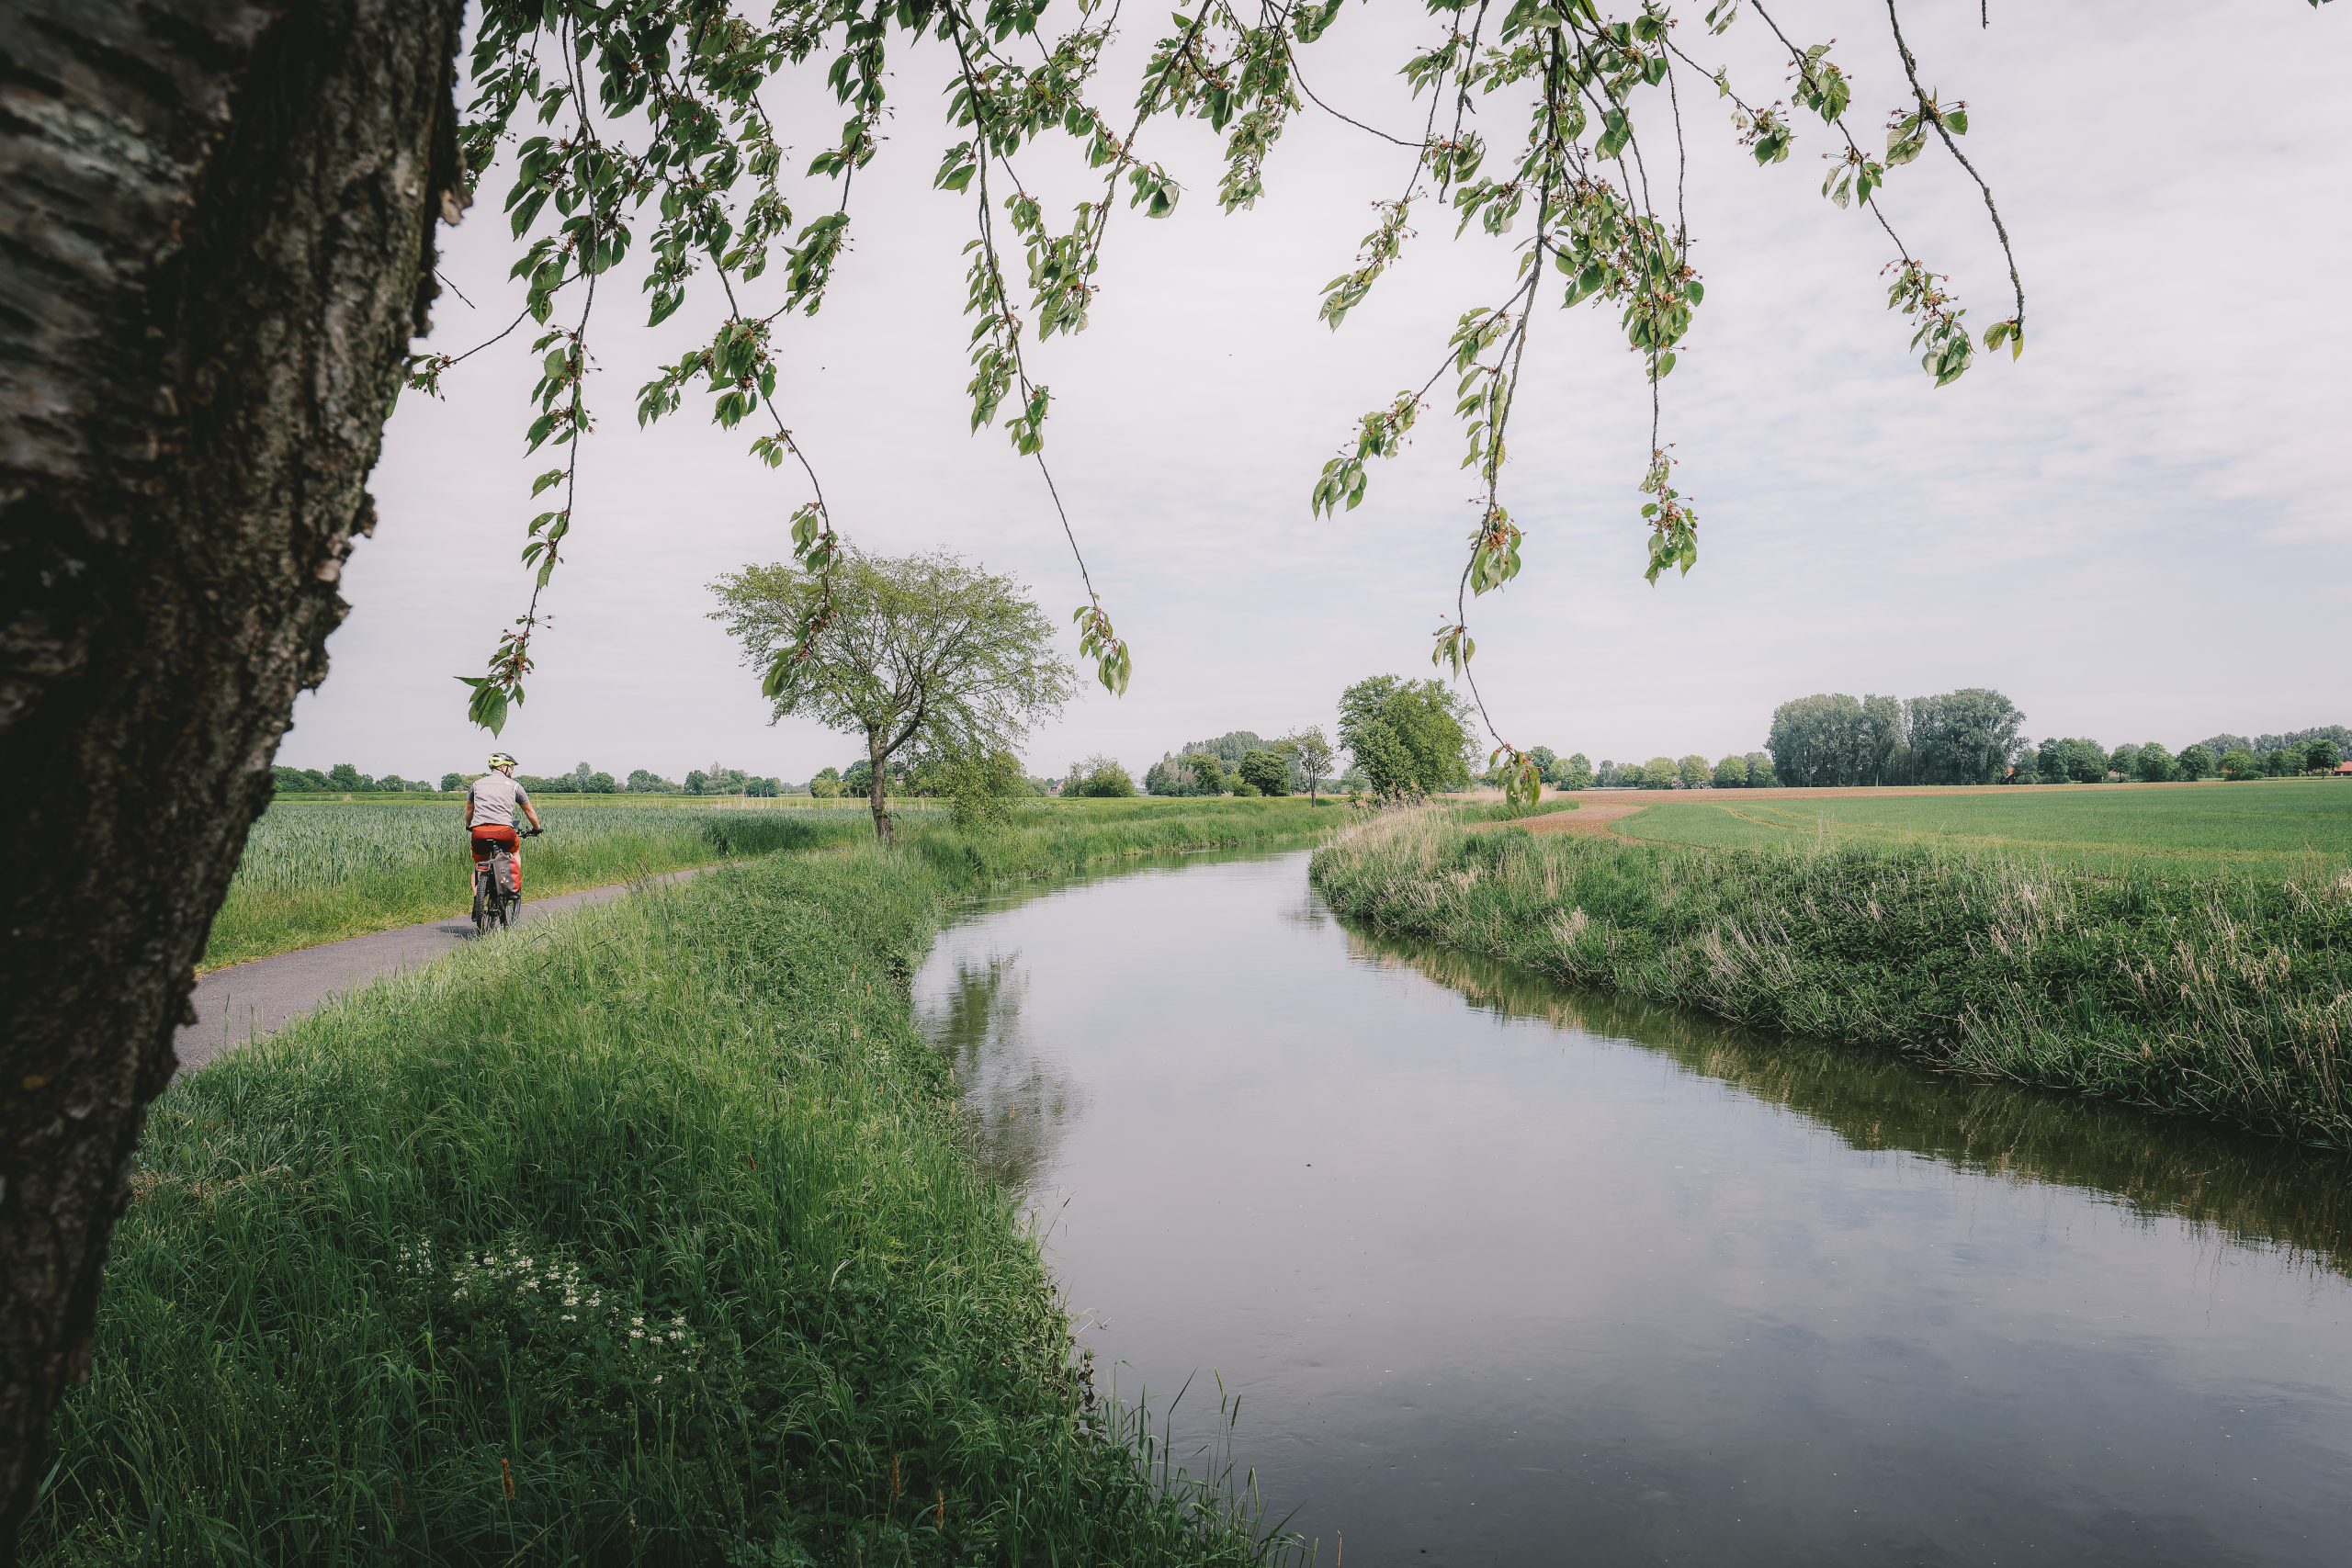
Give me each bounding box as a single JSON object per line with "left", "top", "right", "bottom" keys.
{"left": 1884, "top": 0, "right": 2026, "bottom": 336}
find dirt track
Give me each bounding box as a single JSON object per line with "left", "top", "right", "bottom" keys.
{"left": 1522, "top": 800, "right": 1647, "bottom": 835}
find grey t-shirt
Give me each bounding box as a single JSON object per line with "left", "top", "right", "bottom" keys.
{"left": 468, "top": 772, "right": 530, "bottom": 829}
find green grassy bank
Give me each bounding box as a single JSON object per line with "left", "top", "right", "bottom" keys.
{"left": 33, "top": 804, "right": 1333, "bottom": 1564}
{"left": 1310, "top": 810, "right": 2352, "bottom": 1147}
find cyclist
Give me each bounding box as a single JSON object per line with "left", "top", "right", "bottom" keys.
{"left": 464, "top": 751, "right": 543, "bottom": 906}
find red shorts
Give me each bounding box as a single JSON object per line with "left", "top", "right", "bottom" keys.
{"left": 470, "top": 825, "right": 521, "bottom": 894}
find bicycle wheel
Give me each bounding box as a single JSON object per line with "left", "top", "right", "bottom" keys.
{"left": 500, "top": 894, "right": 521, "bottom": 929}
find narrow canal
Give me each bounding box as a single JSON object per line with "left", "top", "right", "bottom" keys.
{"left": 912, "top": 851, "right": 2352, "bottom": 1567}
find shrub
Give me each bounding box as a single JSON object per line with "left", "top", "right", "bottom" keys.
{"left": 1068, "top": 755, "right": 1137, "bottom": 797}
{"left": 1238, "top": 748, "right": 1292, "bottom": 796}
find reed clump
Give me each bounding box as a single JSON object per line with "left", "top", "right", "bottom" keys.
{"left": 1311, "top": 809, "right": 2352, "bottom": 1148}
{"left": 33, "top": 806, "right": 1332, "bottom": 1564}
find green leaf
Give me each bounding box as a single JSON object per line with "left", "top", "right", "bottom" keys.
{"left": 461, "top": 678, "right": 510, "bottom": 735}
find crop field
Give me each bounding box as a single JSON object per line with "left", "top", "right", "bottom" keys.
{"left": 1611, "top": 778, "right": 2352, "bottom": 876}
{"left": 204, "top": 801, "right": 886, "bottom": 968}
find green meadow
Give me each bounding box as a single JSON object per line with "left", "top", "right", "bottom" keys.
{"left": 202, "top": 800, "right": 889, "bottom": 970}
{"left": 208, "top": 795, "right": 1377, "bottom": 970}
{"left": 1615, "top": 778, "right": 2352, "bottom": 876}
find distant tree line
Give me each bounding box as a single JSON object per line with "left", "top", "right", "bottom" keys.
{"left": 1583, "top": 752, "right": 1780, "bottom": 790}
{"left": 270, "top": 762, "right": 438, "bottom": 794}
{"left": 1505, "top": 695, "right": 2349, "bottom": 796}
{"left": 269, "top": 760, "right": 797, "bottom": 796}
{"left": 804, "top": 750, "right": 1051, "bottom": 802}
{"left": 2018, "top": 734, "right": 2344, "bottom": 784}
{"left": 1764, "top": 690, "right": 2027, "bottom": 788}
{"left": 1141, "top": 725, "right": 1340, "bottom": 801}
{"left": 1750, "top": 695, "right": 2346, "bottom": 789}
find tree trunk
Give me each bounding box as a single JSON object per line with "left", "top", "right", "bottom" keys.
{"left": 866, "top": 733, "right": 894, "bottom": 843}
{"left": 0, "top": 0, "right": 464, "bottom": 1548}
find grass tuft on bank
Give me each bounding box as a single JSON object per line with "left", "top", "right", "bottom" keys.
{"left": 1312, "top": 809, "right": 2352, "bottom": 1148}
{"left": 34, "top": 806, "right": 1333, "bottom": 1564}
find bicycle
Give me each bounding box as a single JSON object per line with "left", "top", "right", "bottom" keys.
{"left": 471, "top": 826, "right": 542, "bottom": 934}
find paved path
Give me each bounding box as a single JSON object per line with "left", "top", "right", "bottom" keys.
{"left": 177, "top": 869, "right": 706, "bottom": 1072}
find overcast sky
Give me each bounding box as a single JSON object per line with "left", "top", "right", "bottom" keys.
{"left": 284, "top": 2, "right": 2351, "bottom": 783}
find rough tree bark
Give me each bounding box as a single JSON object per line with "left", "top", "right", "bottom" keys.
{"left": 866, "top": 731, "right": 895, "bottom": 843}
{"left": 0, "top": 0, "right": 465, "bottom": 1547}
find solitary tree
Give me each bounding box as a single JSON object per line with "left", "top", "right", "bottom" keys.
{"left": 2174, "top": 745, "right": 2216, "bottom": 782}
{"left": 2135, "top": 742, "right": 2175, "bottom": 783}
{"left": 1679, "top": 754, "right": 1713, "bottom": 790}
{"left": 1280, "top": 728, "right": 1336, "bottom": 803}
{"left": 1644, "top": 756, "right": 1680, "bottom": 790}
{"left": 711, "top": 551, "right": 1072, "bottom": 841}
{"left": 1555, "top": 752, "right": 1596, "bottom": 791}
{"left": 2308, "top": 740, "right": 2342, "bottom": 773}
{"left": 1713, "top": 754, "right": 1749, "bottom": 789}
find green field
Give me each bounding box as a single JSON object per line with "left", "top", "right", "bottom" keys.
{"left": 207, "top": 795, "right": 1358, "bottom": 969}
{"left": 1617, "top": 779, "right": 2352, "bottom": 876}
{"left": 204, "top": 800, "right": 893, "bottom": 969}
{"left": 38, "top": 805, "right": 1332, "bottom": 1564}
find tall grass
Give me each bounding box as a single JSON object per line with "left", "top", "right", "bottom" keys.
{"left": 205, "top": 803, "right": 888, "bottom": 969}
{"left": 32, "top": 807, "right": 1337, "bottom": 1564}
{"left": 1312, "top": 809, "right": 2352, "bottom": 1147}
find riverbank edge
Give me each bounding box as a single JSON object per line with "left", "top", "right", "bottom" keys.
{"left": 31, "top": 806, "right": 1337, "bottom": 1563}
{"left": 1309, "top": 809, "right": 2352, "bottom": 1149}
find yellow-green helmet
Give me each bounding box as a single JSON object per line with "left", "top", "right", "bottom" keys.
{"left": 487, "top": 751, "right": 518, "bottom": 772}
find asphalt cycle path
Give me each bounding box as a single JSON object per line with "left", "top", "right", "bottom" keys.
{"left": 176, "top": 868, "right": 706, "bottom": 1072}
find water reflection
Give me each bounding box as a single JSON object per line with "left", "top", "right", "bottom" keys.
{"left": 918, "top": 951, "right": 1083, "bottom": 1196}
{"left": 1346, "top": 930, "right": 2352, "bottom": 1280}
{"left": 913, "top": 852, "right": 2352, "bottom": 1567}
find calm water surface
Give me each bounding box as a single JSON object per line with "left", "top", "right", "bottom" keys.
{"left": 912, "top": 852, "right": 2352, "bottom": 1566}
